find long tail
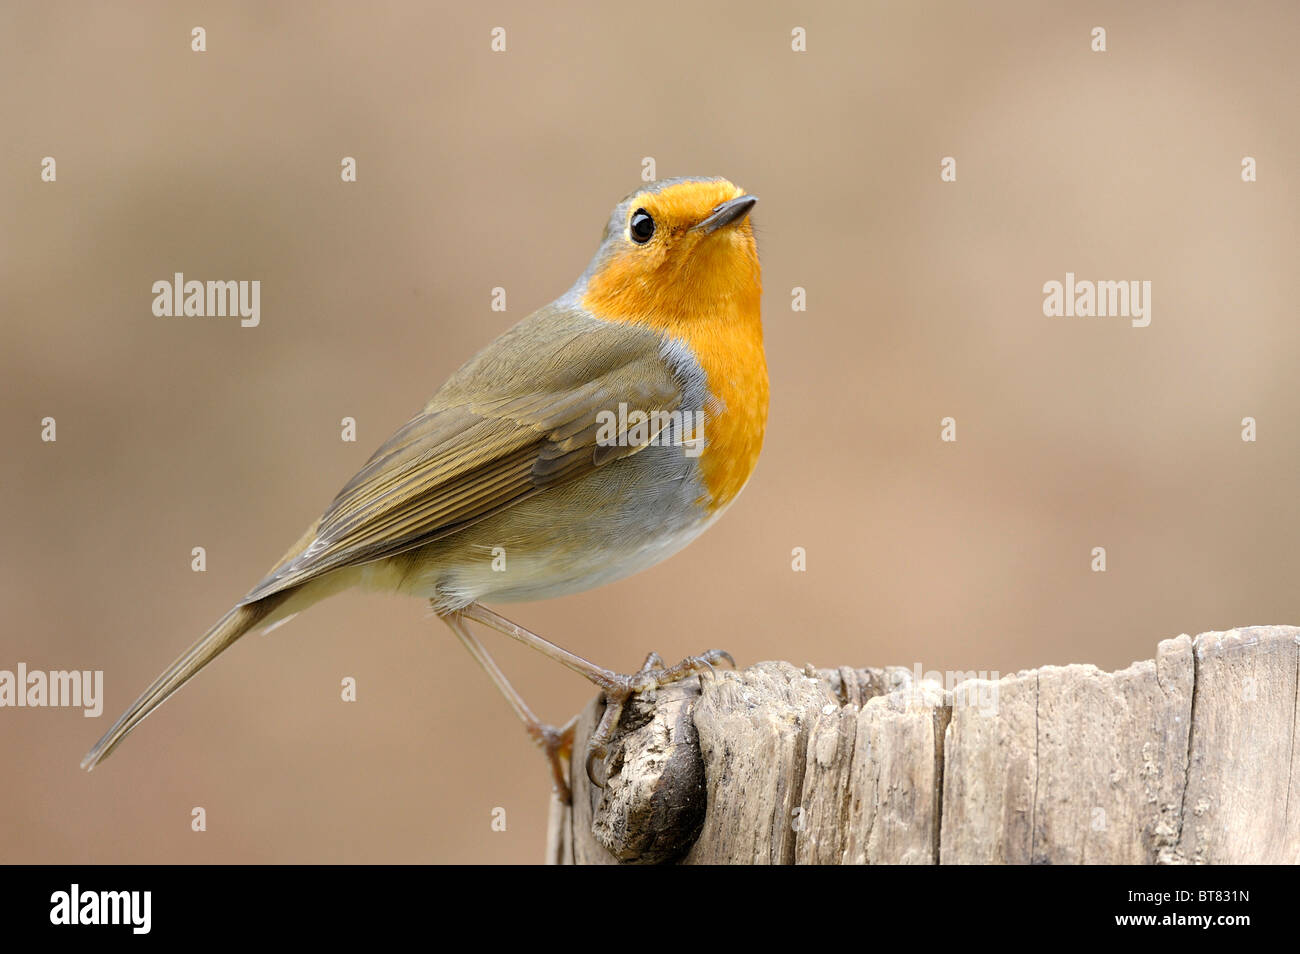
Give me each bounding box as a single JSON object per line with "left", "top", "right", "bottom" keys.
{"left": 81, "top": 594, "right": 286, "bottom": 771}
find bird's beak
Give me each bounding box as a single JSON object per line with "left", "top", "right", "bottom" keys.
{"left": 691, "top": 195, "right": 758, "bottom": 233}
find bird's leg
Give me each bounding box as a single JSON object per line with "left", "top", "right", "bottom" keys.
{"left": 440, "top": 608, "right": 576, "bottom": 801}
{"left": 459, "top": 602, "right": 628, "bottom": 692}
{"left": 459, "top": 602, "right": 734, "bottom": 786}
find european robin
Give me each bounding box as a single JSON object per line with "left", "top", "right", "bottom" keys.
{"left": 83, "top": 177, "right": 767, "bottom": 799}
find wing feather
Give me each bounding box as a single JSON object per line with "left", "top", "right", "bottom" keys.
{"left": 241, "top": 310, "right": 681, "bottom": 603}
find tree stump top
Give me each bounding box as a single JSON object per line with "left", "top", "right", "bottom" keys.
{"left": 548, "top": 626, "right": 1300, "bottom": 865}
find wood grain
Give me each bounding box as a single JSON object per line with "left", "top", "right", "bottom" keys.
{"left": 548, "top": 626, "right": 1300, "bottom": 865}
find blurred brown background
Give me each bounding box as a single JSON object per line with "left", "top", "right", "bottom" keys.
{"left": 2, "top": 0, "right": 1297, "bottom": 863}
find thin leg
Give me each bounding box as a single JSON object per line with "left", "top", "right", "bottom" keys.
{"left": 460, "top": 602, "right": 627, "bottom": 691}
{"left": 440, "top": 608, "right": 576, "bottom": 800}
{"left": 460, "top": 601, "right": 734, "bottom": 787}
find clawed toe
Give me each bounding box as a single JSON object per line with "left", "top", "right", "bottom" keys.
{"left": 529, "top": 715, "right": 578, "bottom": 802}
{"left": 647, "top": 648, "right": 735, "bottom": 685}
{"left": 583, "top": 648, "right": 735, "bottom": 789}
{"left": 585, "top": 742, "right": 608, "bottom": 788}
{"left": 711, "top": 649, "right": 736, "bottom": 669}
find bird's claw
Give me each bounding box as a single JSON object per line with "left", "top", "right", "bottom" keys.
{"left": 529, "top": 716, "right": 578, "bottom": 803}
{"left": 583, "top": 647, "right": 735, "bottom": 790}
{"left": 585, "top": 742, "right": 608, "bottom": 788}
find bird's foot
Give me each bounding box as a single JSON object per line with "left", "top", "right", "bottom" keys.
{"left": 527, "top": 715, "right": 578, "bottom": 803}
{"left": 585, "top": 648, "right": 734, "bottom": 787}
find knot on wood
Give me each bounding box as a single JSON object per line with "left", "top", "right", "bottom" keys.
{"left": 582, "top": 679, "right": 707, "bottom": 864}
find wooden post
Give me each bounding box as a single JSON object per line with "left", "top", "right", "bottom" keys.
{"left": 547, "top": 626, "right": 1300, "bottom": 864}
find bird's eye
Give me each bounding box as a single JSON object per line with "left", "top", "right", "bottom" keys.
{"left": 629, "top": 208, "right": 655, "bottom": 244}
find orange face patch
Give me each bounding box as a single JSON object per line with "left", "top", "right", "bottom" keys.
{"left": 582, "top": 179, "right": 768, "bottom": 511}
{"left": 584, "top": 180, "right": 759, "bottom": 326}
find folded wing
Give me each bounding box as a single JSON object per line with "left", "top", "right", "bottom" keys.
{"left": 242, "top": 310, "right": 680, "bottom": 603}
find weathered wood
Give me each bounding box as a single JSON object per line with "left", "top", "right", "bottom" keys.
{"left": 940, "top": 635, "right": 1194, "bottom": 864}
{"left": 1176, "top": 628, "right": 1300, "bottom": 863}
{"left": 546, "top": 626, "right": 1300, "bottom": 864}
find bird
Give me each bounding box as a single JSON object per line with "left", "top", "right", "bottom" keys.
{"left": 82, "top": 176, "right": 767, "bottom": 800}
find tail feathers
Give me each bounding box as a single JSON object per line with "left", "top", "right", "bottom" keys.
{"left": 81, "top": 597, "right": 282, "bottom": 771}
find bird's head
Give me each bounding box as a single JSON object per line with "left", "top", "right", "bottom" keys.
{"left": 579, "top": 178, "right": 761, "bottom": 330}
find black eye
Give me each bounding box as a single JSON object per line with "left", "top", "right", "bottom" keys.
{"left": 629, "top": 208, "right": 655, "bottom": 244}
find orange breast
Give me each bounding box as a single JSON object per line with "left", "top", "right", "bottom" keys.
{"left": 582, "top": 228, "right": 768, "bottom": 512}
{"left": 689, "top": 318, "right": 769, "bottom": 510}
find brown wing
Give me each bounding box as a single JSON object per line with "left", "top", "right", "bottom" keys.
{"left": 241, "top": 308, "right": 679, "bottom": 603}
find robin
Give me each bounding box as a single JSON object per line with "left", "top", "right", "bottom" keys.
{"left": 83, "top": 177, "right": 767, "bottom": 800}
